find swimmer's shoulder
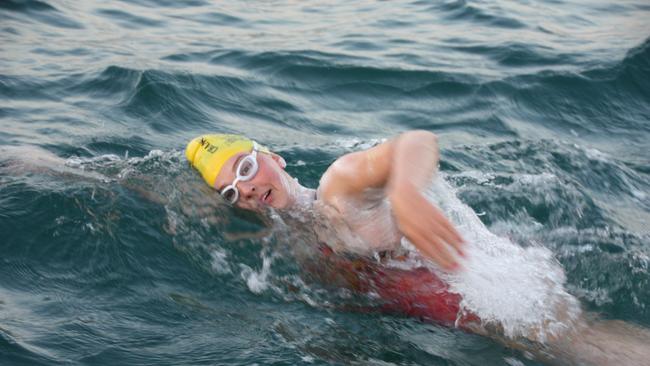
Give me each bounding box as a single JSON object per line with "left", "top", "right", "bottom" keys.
{"left": 318, "top": 139, "right": 396, "bottom": 210}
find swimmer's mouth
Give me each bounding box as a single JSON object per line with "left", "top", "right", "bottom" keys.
{"left": 262, "top": 189, "right": 272, "bottom": 204}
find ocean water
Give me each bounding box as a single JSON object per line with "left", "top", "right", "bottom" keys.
{"left": 1, "top": 0, "right": 650, "bottom": 365}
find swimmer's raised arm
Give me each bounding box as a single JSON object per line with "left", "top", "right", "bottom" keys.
{"left": 319, "top": 130, "right": 465, "bottom": 270}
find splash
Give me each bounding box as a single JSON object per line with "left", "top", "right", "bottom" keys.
{"left": 427, "top": 175, "right": 581, "bottom": 342}
{"left": 241, "top": 252, "right": 274, "bottom": 294}
{"left": 64, "top": 149, "right": 183, "bottom": 180}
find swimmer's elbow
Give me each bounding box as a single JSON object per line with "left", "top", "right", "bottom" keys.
{"left": 400, "top": 130, "right": 438, "bottom": 145}
{"left": 394, "top": 130, "right": 439, "bottom": 161}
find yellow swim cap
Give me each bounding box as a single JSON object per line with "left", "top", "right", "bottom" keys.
{"left": 186, "top": 134, "right": 269, "bottom": 188}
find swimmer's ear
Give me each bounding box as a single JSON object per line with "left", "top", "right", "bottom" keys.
{"left": 270, "top": 153, "right": 287, "bottom": 169}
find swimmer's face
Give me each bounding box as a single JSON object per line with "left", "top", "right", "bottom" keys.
{"left": 214, "top": 150, "right": 290, "bottom": 211}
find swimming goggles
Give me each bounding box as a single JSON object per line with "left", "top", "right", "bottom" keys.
{"left": 219, "top": 142, "right": 260, "bottom": 204}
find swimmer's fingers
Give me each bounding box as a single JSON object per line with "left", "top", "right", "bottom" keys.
{"left": 426, "top": 236, "right": 457, "bottom": 270}
{"left": 426, "top": 221, "right": 461, "bottom": 263}
{"left": 428, "top": 205, "right": 465, "bottom": 257}
{"left": 406, "top": 226, "right": 456, "bottom": 270}
{"left": 389, "top": 188, "right": 464, "bottom": 269}
{"left": 398, "top": 208, "right": 458, "bottom": 270}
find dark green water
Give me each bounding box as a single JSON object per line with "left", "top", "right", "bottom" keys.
{"left": 1, "top": 0, "right": 649, "bottom": 365}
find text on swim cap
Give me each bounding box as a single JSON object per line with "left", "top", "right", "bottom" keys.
{"left": 200, "top": 137, "right": 219, "bottom": 154}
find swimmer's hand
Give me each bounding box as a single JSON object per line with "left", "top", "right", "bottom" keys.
{"left": 389, "top": 181, "right": 465, "bottom": 271}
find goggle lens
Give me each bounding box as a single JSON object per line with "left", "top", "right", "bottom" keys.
{"left": 237, "top": 156, "right": 257, "bottom": 180}
{"left": 221, "top": 187, "right": 238, "bottom": 203}
{"left": 219, "top": 144, "right": 259, "bottom": 205}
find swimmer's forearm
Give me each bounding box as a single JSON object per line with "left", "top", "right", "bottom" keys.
{"left": 386, "top": 130, "right": 439, "bottom": 195}
{"left": 384, "top": 131, "right": 465, "bottom": 270}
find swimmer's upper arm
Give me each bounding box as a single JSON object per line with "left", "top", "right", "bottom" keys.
{"left": 319, "top": 130, "right": 438, "bottom": 206}
{"left": 319, "top": 141, "right": 394, "bottom": 204}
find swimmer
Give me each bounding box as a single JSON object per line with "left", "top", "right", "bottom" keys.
{"left": 185, "top": 131, "right": 650, "bottom": 366}
{"left": 185, "top": 131, "right": 465, "bottom": 270}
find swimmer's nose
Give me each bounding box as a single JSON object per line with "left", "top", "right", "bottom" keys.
{"left": 238, "top": 181, "right": 257, "bottom": 201}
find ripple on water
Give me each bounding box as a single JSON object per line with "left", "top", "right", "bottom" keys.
{"left": 1, "top": 0, "right": 84, "bottom": 29}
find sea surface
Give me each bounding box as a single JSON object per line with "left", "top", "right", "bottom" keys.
{"left": 1, "top": 0, "right": 650, "bottom": 365}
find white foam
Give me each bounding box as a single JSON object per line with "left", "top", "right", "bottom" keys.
{"left": 582, "top": 145, "right": 609, "bottom": 162}
{"left": 504, "top": 357, "right": 526, "bottom": 366}
{"left": 569, "top": 286, "right": 612, "bottom": 306}
{"left": 512, "top": 172, "right": 557, "bottom": 186}
{"left": 65, "top": 153, "right": 121, "bottom": 168}
{"left": 332, "top": 137, "right": 387, "bottom": 152}
{"left": 424, "top": 176, "right": 581, "bottom": 342}
{"left": 210, "top": 249, "right": 232, "bottom": 275}
{"left": 453, "top": 170, "right": 496, "bottom": 184}
{"left": 241, "top": 253, "right": 274, "bottom": 294}
{"left": 301, "top": 356, "right": 315, "bottom": 363}
{"left": 64, "top": 150, "right": 182, "bottom": 180}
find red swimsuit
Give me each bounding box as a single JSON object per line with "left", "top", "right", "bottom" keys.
{"left": 308, "top": 244, "right": 480, "bottom": 329}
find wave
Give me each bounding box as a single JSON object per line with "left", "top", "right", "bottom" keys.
{"left": 471, "top": 39, "right": 650, "bottom": 144}
{"left": 125, "top": 0, "right": 209, "bottom": 9}
{"left": 429, "top": 0, "right": 527, "bottom": 29}
{"left": 449, "top": 42, "right": 574, "bottom": 67}
{"left": 0, "top": 327, "right": 56, "bottom": 366}
{"left": 448, "top": 139, "right": 649, "bottom": 222}
{"left": 0, "top": 0, "right": 56, "bottom": 12}
{"left": 168, "top": 10, "right": 244, "bottom": 26}
{"left": 95, "top": 8, "right": 165, "bottom": 29}
{"left": 0, "top": 0, "right": 83, "bottom": 29}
